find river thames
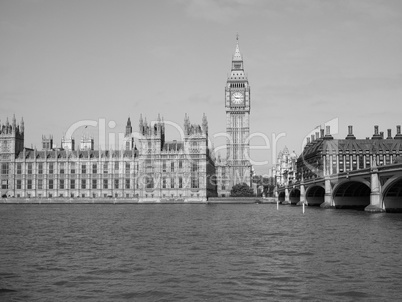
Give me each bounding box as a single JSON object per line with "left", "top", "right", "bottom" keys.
{"left": 1, "top": 204, "right": 402, "bottom": 301}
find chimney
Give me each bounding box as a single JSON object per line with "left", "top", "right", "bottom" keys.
{"left": 311, "top": 134, "right": 315, "bottom": 142}
{"left": 323, "top": 125, "right": 333, "bottom": 140}
{"left": 307, "top": 137, "right": 311, "bottom": 144}
{"left": 320, "top": 129, "right": 324, "bottom": 138}
{"left": 346, "top": 125, "right": 356, "bottom": 140}
{"left": 372, "top": 125, "right": 382, "bottom": 139}
{"left": 380, "top": 131, "right": 384, "bottom": 139}
{"left": 387, "top": 129, "right": 392, "bottom": 139}
{"left": 395, "top": 125, "right": 402, "bottom": 139}
{"left": 315, "top": 132, "right": 320, "bottom": 140}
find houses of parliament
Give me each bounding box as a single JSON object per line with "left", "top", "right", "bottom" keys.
{"left": 0, "top": 39, "right": 253, "bottom": 200}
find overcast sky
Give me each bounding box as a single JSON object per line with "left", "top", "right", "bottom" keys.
{"left": 1, "top": 0, "right": 402, "bottom": 175}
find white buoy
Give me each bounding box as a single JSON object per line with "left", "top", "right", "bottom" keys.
{"left": 303, "top": 202, "right": 305, "bottom": 214}
{"left": 277, "top": 200, "right": 279, "bottom": 210}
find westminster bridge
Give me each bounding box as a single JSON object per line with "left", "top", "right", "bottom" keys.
{"left": 276, "top": 161, "right": 402, "bottom": 213}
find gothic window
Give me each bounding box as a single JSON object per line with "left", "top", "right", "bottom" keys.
{"left": 103, "top": 179, "right": 108, "bottom": 189}
{"left": 17, "top": 179, "right": 22, "bottom": 190}
{"left": 125, "top": 163, "right": 130, "bottom": 174}
{"left": 179, "top": 160, "right": 183, "bottom": 169}
{"left": 38, "top": 179, "right": 43, "bottom": 190}
{"left": 27, "top": 163, "right": 33, "bottom": 174}
{"left": 59, "top": 179, "right": 64, "bottom": 189}
{"left": 114, "top": 179, "right": 119, "bottom": 189}
{"left": 92, "top": 164, "right": 97, "bottom": 174}
{"left": 81, "top": 164, "right": 87, "bottom": 174}
{"left": 125, "top": 179, "right": 130, "bottom": 189}
{"left": 70, "top": 179, "right": 75, "bottom": 189}
{"left": 81, "top": 179, "right": 86, "bottom": 189}
{"left": 103, "top": 162, "right": 108, "bottom": 174}
{"left": 92, "top": 179, "right": 97, "bottom": 189}
{"left": 171, "top": 162, "right": 174, "bottom": 172}
{"left": 59, "top": 163, "right": 65, "bottom": 174}
{"left": 49, "top": 163, "right": 54, "bottom": 174}
{"left": 70, "top": 162, "right": 75, "bottom": 174}
{"left": 162, "top": 177, "right": 167, "bottom": 188}
{"left": 179, "top": 177, "right": 183, "bottom": 188}
{"left": 191, "top": 176, "right": 199, "bottom": 189}
{"left": 146, "top": 159, "right": 152, "bottom": 172}
{"left": 1, "top": 163, "right": 9, "bottom": 175}
{"left": 114, "top": 161, "right": 119, "bottom": 170}
{"left": 162, "top": 160, "right": 166, "bottom": 172}
{"left": 1, "top": 180, "right": 8, "bottom": 189}
{"left": 17, "top": 163, "right": 22, "bottom": 174}
{"left": 171, "top": 177, "right": 174, "bottom": 188}
{"left": 49, "top": 179, "right": 54, "bottom": 189}
{"left": 37, "top": 163, "right": 43, "bottom": 174}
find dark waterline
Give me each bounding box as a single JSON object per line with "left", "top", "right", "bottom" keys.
{"left": 1, "top": 204, "right": 402, "bottom": 301}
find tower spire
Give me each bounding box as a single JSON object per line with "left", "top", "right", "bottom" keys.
{"left": 233, "top": 34, "right": 242, "bottom": 62}
{"left": 125, "top": 117, "right": 132, "bottom": 136}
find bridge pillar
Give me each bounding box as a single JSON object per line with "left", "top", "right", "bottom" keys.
{"left": 296, "top": 183, "right": 306, "bottom": 206}
{"left": 282, "top": 186, "right": 290, "bottom": 204}
{"left": 320, "top": 177, "right": 333, "bottom": 208}
{"left": 365, "top": 167, "right": 385, "bottom": 213}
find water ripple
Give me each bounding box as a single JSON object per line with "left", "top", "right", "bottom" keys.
{"left": 1, "top": 204, "right": 402, "bottom": 301}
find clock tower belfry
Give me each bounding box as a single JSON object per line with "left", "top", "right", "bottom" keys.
{"left": 218, "top": 37, "right": 252, "bottom": 194}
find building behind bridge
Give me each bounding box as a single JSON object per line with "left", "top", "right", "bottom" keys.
{"left": 296, "top": 125, "right": 402, "bottom": 181}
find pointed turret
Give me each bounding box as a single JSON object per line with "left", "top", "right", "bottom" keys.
{"left": 202, "top": 113, "right": 208, "bottom": 134}
{"left": 139, "top": 114, "right": 144, "bottom": 134}
{"left": 125, "top": 117, "right": 132, "bottom": 136}
{"left": 229, "top": 35, "right": 246, "bottom": 82}
{"left": 184, "top": 113, "right": 189, "bottom": 135}
{"left": 233, "top": 38, "right": 243, "bottom": 62}
{"left": 20, "top": 117, "right": 24, "bottom": 134}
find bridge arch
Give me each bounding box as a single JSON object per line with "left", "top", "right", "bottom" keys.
{"left": 382, "top": 176, "right": 402, "bottom": 212}
{"left": 305, "top": 185, "right": 325, "bottom": 206}
{"left": 289, "top": 188, "right": 300, "bottom": 205}
{"left": 278, "top": 191, "right": 286, "bottom": 203}
{"left": 332, "top": 180, "right": 370, "bottom": 210}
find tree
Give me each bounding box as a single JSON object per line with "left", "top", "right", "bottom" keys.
{"left": 230, "top": 183, "right": 255, "bottom": 197}
{"left": 262, "top": 176, "right": 275, "bottom": 197}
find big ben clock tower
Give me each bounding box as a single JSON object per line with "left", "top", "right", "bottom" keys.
{"left": 224, "top": 36, "right": 252, "bottom": 189}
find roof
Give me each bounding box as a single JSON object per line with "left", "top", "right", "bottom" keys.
{"left": 15, "top": 149, "right": 138, "bottom": 160}
{"left": 301, "top": 138, "right": 402, "bottom": 160}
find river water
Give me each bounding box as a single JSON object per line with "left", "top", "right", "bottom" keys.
{"left": 1, "top": 204, "right": 402, "bottom": 301}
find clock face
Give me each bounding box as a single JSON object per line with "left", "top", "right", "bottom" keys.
{"left": 231, "top": 92, "right": 244, "bottom": 105}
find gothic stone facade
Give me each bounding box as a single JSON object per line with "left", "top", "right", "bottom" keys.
{"left": 216, "top": 39, "right": 252, "bottom": 197}
{"left": 0, "top": 114, "right": 216, "bottom": 201}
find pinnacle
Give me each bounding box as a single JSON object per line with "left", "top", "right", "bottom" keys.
{"left": 233, "top": 41, "right": 242, "bottom": 61}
